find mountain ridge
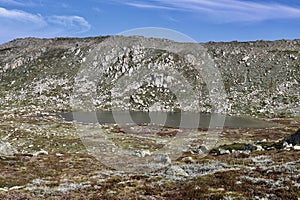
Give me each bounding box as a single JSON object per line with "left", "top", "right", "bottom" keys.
{"left": 0, "top": 36, "right": 299, "bottom": 117}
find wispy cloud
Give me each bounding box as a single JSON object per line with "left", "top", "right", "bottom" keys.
{"left": 48, "top": 15, "right": 91, "bottom": 33}
{"left": 119, "top": 0, "right": 300, "bottom": 22}
{"left": 0, "top": 0, "right": 35, "bottom": 6}
{"left": 0, "top": 7, "right": 91, "bottom": 32}
{"left": 0, "top": 7, "right": 45, "bottom": 25}
{"left": 166, "top": 16, "right": 179, "bottom": 22}
{"left": 93, "top": 7, "right": 103, "bottom": 13}
{"left": 125, "top": 2, "right": 176, "bottom": 10}
{"left": 0, "top": 7, "right": 91, "bottom": 43}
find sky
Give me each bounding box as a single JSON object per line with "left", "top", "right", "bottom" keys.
{"left": 1, "top": 0, "right": 300, "bottom": 44}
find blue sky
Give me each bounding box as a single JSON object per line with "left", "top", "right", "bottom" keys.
{"left": 1, "top": 0, "right": 300, "bottom": 44}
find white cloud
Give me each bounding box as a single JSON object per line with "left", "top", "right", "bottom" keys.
{"left": 47, "top": 15, "right": 91, "bottom": 33}
{"left": 0, "top": 7, "right": 45, "bottom": 25}
{"left": 121, "top": 0, "right": 300, "bottom": 22}
{"left": 125, "top": 2, "right": 176, "bottom": 10}
{"left": 0, "top": 7, "right": 91, "bottom": 44}
{"left": 0, "top": 0, "right": 31, "bottom": 6}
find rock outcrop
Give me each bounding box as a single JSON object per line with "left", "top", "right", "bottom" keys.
{"left": 283, "top": 128, "right": 300, "bottom": 146}
{"left": 0, "top": 142, "right": 18, "bottom": 156}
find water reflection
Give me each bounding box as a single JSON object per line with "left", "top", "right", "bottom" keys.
{"left": 59, "top": 111, "right": 276, "bottom": 129}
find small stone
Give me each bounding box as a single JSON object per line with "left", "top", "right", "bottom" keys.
{"left": 33, "top": 150, "right": 48, "bottom": 156}
{"left": 0, "top": 142, "right": 18, "bottom": 156}
{"left": 282, "top": 141, "right": 293, "bottom": 150}
{"left": 94, "top": 185, "right": 101, "bottom": 189}
{"left": 9, "top": 186, "right": 24, "bottom": 191}
{"left": 181, "top": 156, "right": 195, "bottom": 163}
{"left": 0, "top": 188, "right": 8, "bottom": 192}
{"left": 108, "top": 190, "right": 117, "bottom": 195}
{"left": 236, "top": 181, "right": 242, "bottom": 185}
{"left": 153, "top": 154, "right": 171, "bottom": 165}
{"left": 218, "top": 149, "right": 230, "bottom": 155}
{"left": 242, "top": 56, "right": 250, "bottom": 61}
{"left": 289, "top": 54, "right": 297, "bottom": 60}
{"left": 166, "top": 166, "right": 189, "bottom": 177}
{"left": 293, "top": 145, "right": 300, "bottom": 150}
{"left": 135, "top": 150, "right": 151, "bottom": 157}
{"left": 256, "top": 145, "right": 263, "bottom": 151}
{"left": 196, "top": 145, "right": 209, "bottom": 154}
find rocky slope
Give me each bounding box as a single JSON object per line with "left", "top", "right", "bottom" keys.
{"left": 0, "top": 36, "right": 299, "bottom": 117}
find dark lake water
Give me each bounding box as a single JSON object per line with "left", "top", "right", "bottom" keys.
{"left": 58, "top": 111, "right": 276, "bottom": 129}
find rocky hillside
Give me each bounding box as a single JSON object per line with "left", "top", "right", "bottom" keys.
{"left": 0, "top": 36, "right": 299, "bottom": 117}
